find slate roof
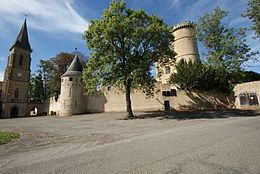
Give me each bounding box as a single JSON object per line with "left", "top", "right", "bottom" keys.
{"left": 10, "top": 19, "right": 32, "bottom": 52}
{"left": 61, "top": 55, "right": 83, "bottom": 77}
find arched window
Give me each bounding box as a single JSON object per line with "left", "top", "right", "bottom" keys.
{"left": 14, "top": 88, "right": 19, "bottom": 99}
{"left": 19, "top": 55, "right": 23, "bottom": 66}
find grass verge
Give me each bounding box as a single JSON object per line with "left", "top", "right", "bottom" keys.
{"left": 0, "top": 131, "right": 20, "bottom": 145}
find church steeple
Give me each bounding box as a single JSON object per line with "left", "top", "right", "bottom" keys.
{"left": 10, "top": 19, "right": 32, "bottom": 52}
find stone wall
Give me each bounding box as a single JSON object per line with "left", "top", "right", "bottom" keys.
{"left": 85, "top": 85, "right": 231, "bottom": 113}
{"left": 48, "top": 83, "right": 232, "bottom": 116}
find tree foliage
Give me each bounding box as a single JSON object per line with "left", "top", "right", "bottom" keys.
{"left": 83, "top": 0, "right": 175, "bottom": 117}
{"left": 29, "top": 73, "right": 45, "bottom": 102}
{"left": 170, "top": 59, "right": 229, "bottom": 92}
{"left": 242, "top": 0, "right": 260, "bottom": 38}
{"left": 197, "top": 7, "right": 258, "bottom": 72}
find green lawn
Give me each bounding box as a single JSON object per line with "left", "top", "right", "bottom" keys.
{"left": 0, "top": 131, "right": 20, "bottom": 145}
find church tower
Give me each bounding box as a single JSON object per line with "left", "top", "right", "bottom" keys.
{"left": 1, "top": 19, "right": 32, "bottom": 118}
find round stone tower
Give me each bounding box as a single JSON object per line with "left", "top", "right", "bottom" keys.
{"left": 59, "top": 55, "right": 84, "bottom": 116}
{"left": 172, "top": 21, "right": 199, "bottom": 63}
{"left": 156, "top": 21, "right": 200, "bottom": 84}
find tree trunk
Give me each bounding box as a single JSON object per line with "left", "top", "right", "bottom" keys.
{"left": 125, "top": 80, "right": 134, "bottom": 118}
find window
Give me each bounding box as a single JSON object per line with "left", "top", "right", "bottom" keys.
{"left": 239, "top": 92, "right": 259, "bottom": 106}
{"left": 171, "top": 89, "right": 177, "bottom": 96}
{"left": 165, "top": 67, "right": 171, "bottom": 75}
{"left": 14, "top": 88, "right": 19, "bottom": 99}
{"left": 69, "top": 77, "right": 73, "bottom": 81}
{"left": 239, "top": 93, "right": 247, "bottom": 105}
{"left": 162, "top": 91, "right": 167, "bottom": 96}
{"left": 249, "top": 93, "right": 259, "bottom": 105}
{"left": 19, "top": 55, "right": 23, "bottom": 66}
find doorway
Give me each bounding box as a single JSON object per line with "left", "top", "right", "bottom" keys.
{"left": 10, "top": 107, "right": 19, "bottom": 118}
{"left": 164, "top": 100, "right": 170, "bottom": 111}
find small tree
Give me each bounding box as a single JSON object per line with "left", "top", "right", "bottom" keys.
{"left": 242, "top": 0, "right": 260, "bottom": 38}
{"left": 29, "top": 73, "right": 45, "bottom": 102}
{"left": 83, "top": 0, "right": 174, "bottom": 118}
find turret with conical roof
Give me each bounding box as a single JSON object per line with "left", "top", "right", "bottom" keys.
{"left": 61, "top": 55, "right": 83, "bottom": 77}
{"left": 59, "top": 54, "right": 85, "bottom": 116}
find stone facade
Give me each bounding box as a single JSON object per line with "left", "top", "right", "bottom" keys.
{"left": 233, "top": 81, "right": 260, "bottom": 109}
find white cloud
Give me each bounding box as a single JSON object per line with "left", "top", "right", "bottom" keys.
{"left": 0, "top": 0, "right": 89, "bottom": 34}
{"left": 170, "top": 0, "right": 180, "bottom": 8}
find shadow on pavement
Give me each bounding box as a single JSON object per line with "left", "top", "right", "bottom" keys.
{"left": 134, "top": 109, "right": 260, "bottom": 120}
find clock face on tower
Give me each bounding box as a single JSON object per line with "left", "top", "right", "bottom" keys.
{"left": 17, "top": 72, "right": 22, "bottom": 78}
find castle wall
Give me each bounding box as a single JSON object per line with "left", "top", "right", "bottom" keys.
{"left": 48, "top": 97, "right": 60, "bottom": 115}
{"left": 101, "top": 85, "right": 164, "bottom": 112}
{"left": 83, "top": 84, "right": 231, "bottom": 113}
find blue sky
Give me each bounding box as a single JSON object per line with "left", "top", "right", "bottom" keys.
{"left": 0, "top": 0, "right": 259, "bottom": 80}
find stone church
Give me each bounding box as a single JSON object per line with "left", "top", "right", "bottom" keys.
{"left": 2, "top": 20, "right": 256, "bottom": 118}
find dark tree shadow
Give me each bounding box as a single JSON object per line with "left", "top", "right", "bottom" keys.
{"left": 133, "top": 109, "right": 260, "bottom": 120}
{"left": 178, "top": 90, "right": 233, "bottom": 110}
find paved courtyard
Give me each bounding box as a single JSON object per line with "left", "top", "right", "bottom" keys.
{"left": 0, "top": 110, "right": 260, "bottom": 174}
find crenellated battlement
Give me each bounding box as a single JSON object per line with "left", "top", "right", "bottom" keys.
{"left": 172, "top": 21, "right": 195, "bottom": 32}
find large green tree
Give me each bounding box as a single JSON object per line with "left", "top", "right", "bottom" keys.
{"left": 197, "top": 7, "right": 258, "bottom": 73}
{"left": 242, "top": 0, "right": 260, "bottom": 38}
{"left": 83, "top": 0, "right": 174, "bottom": 118}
